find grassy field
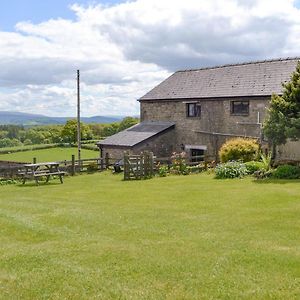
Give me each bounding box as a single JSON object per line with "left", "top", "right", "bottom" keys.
{"left": 0, "top": 144, "right": 57, "bottom": 153}
{"left": 1, "top": 173, "right": 300, "bottom": 299}
{"left": 0, "top": 147, "right": 98, "bottom": 162}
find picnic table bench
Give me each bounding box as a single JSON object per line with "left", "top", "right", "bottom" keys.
{"left": 20, "top": 162, "right": 65, "bottom": 185}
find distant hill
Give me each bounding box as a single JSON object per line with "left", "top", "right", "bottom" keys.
{"left": 0, "top": 111, "right": 125, "bottom": 126}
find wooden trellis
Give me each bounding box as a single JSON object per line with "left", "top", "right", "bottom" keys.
{"left": 124, "top": 151, "right": 154, "bottom": 180}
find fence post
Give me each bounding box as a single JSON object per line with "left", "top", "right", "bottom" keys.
{"left": 105, "top": 153, "right": 109, "bottom": 169}
{"left": 124, "top": 151, "right": 129, "bottom": 180}
{"left": 33, "top": 157, "right": 37, "bottom": 164}
{"left": 149, "top": 151, "right": 154, "bottom": 177}
{"left": 139, "top": 152, "right": 144, "bottom": 180}
{"left": 71, "top": 155, "right": 75, "bottom": 176}
{"left": 100, "top": 147, "right": 104, "bottom": 171}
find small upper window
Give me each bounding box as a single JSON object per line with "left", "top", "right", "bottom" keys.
{"left": 187, "top": 103, "right": 201, "bottom": 117}
{"left": 231, "top": 101, "right": 249, "bottom": 115}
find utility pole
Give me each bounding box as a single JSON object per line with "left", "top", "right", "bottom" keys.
{"left": 77, "top": 70, "right": 81, "bottom": 167}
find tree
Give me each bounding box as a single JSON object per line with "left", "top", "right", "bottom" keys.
{"left": 89, "top": 123, "right": 105, "bottom": 138}
{"left": 102, "top": 122, "right": 119, "bottom": 137}
{"left": 118, "top": 117, "right": 139, "bottom": 131}
{"left": 24, "top": 129, "right": 45, "bottom": 144}
{"left": 0, "top": 130, "right": 8, "bottom": 139}
{"left": 0, "top": 138, "right": 22, "bottom": 148}
{"left": 264, "top": 62, "right": 300, "bottom": 151}
{"left": 61, "top": 119, "right": 93, "bottom": 143}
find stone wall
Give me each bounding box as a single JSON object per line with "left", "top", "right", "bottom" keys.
{"left": 100, "top": 146, "right": 129, "bottom": 161}
{"left": 100, "top": 96, "right": 298, "bottom": 162}
{"left": 277, "top": 140, "right": 300, "bottom": 162}
{"left": 140, "top": 97, "right": 269, "bottom": 160}
{"left": 133, "top": 128, "right": 176, "bottom": 157}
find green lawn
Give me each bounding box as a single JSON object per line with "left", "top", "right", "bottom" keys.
{"left": 1, "top": 173, "right": 300, "bottom": 299}
{"left": 0, "top": 147, "right": 98, "bottom": 163}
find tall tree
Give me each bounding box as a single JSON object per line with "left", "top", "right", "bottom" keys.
{"left": 264, "top": 62, "right": 300, "bottom": 151}
{"left": 61, "top": 119, "right": 93, "bottom": 143}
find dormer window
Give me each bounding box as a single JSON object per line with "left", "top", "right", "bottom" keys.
{"left": 186, "top": 103, "right": 201, "bottom": 117}
{"left": 231, "top": 101, "right": 249, "bottom": 115}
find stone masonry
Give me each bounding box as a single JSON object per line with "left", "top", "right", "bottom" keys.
{"left": 101, "top": 127, "right": 176, "bottom": 160}
{"left": 140, "top": 97, "right": 269, "bottom": 160}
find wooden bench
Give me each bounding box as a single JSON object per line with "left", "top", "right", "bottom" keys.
{"left": 20, "top": 162, "right": 65, "bottom": 185}
{"left": 33, "top": 171, "right": 65, "bottom": 184}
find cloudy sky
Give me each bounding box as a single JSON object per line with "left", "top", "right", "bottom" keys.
{"left": 0, "top": 0, "right": 300, "bottom": 117}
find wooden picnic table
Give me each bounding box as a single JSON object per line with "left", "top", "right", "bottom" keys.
{"left": 21, "top": 162, "right": 65, "bottom": 185}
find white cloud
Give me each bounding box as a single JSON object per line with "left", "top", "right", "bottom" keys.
{"left": 0, "top": 0, "right": 299, "bottom": 116}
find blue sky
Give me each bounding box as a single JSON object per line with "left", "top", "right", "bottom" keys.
{"left": 0, "top": 0, "right": 123, "bottom": 31}
{"left": 0, "top": 0, "right": 299, "bottom": 117}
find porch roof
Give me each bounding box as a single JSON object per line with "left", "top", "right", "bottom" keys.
{"left": 97, "top": 121, "right": 175, "bottom": 147}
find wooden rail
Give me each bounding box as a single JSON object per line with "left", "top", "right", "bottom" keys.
{"left": 0, "top": 153, "right": 206, "bottom": 178}
{"left": 123, "top": 151, "right": 154, "bottom": 180}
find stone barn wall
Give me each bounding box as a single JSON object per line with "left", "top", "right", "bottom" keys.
{"left": 140, "top": 97, "right": 269, "bottom": 160}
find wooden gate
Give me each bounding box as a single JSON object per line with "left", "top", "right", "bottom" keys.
{"left": 124, "top": 151, "right": 154, "bottom": 180}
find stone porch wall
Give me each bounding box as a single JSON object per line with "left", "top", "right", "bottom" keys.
{"left": 100, "top": 128, "right": 176, "bottom": 160}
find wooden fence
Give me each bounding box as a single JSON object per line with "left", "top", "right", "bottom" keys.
{"left": 0, "top": 157, "right": 105, "bottom": 178}
{"left": 154, "top": 154, "right": 205, "bottom": 166}
{"left": 123, "top": 151, "right": 154, "bottom": 180}
{"left": 0, "top": 152, "right": 206, "bottom": 178}
{"left": 0, "top": 160, "right": 29, "bottom": 178}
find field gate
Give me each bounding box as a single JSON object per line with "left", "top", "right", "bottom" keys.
{"left": 123, "top": 151, "right": 154, "bottom": 180}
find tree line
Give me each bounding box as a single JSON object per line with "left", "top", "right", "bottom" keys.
{"left": 0, "top": 117, "right": 139, "bottom": 148}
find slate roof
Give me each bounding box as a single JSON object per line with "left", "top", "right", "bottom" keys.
{"left": 97, "top": 121, "right": 175, "bottom": 147}
{"left": 140, "top": 57, "right": 300, "bottom": 101}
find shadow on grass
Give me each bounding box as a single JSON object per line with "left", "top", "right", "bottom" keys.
{"left": 252, "top": 178, "right": 300, "bottom": 184}
{"left": 16, "top": 181, "right": 63, "bottom": 188}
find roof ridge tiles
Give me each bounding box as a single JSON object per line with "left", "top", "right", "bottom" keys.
{"left": 176, "top": 56, "right": 300, "bottom": 73}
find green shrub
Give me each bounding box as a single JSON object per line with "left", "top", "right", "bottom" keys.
{"left": 272, "top": 165, "right": 300, "bottom": 179}
{"left": 158, "top": 165, "right": 168, "bottom": 177}
{"left": 0, "top": 178, "right": 18, "bottom": 185}
{"left": 260, "top": 152, "right": 272, "bottom": 171}
{"left": 23, "top": 139, "right": 33, "bottom": 146}
{"left": 219, "top": 138, "right": 259, "bottom": 163}
{"left": 244, "top": 161, "right": 265, "bottom": 174}
{"left": 215, "top": 161, "right": 248, "bottom": 179}
{"left": 187, "top": 164, "right": 205, "bottom": 174}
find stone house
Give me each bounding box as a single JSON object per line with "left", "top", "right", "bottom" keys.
{"left": 98, "top": 57, "right": 300, "bottom": 162}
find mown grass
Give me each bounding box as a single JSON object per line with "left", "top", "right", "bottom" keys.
{"left": 0, "top": 147, "right": 98, "bottom": 162}
{"left": 1, "top": 173, "right": 300, "bottom": 299}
